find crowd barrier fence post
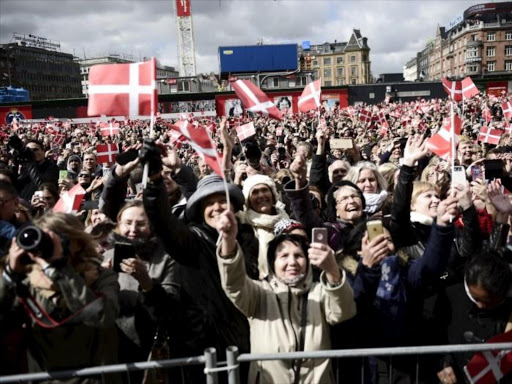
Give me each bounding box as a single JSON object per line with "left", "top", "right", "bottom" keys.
{"left": 204, "top": 347, "right": 218, "bottom": 384}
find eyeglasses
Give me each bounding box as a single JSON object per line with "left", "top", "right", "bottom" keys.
{"left": 78, "top": 174, "right": 91, "bottom": 178}
{"left": 336, "top": 194, "right": 361, "bottom": 205}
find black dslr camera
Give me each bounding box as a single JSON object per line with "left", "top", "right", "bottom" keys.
{"left": 7, "top": 136, "right": 34, "bottom": 163}
{"left": 16, "top": 225, "right": 54, "bottom": 261}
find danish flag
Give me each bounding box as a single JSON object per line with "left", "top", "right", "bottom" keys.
{"left": 96, "top": 143, "right": 119, "bottom": 164}
{"left": 298, "top": 79, "right": 322, "bottom": 113}
{"left": 478, "top": 126, "right": 503, "bottom": 145}
{"left": 464, "top": 330, "right": 512, "bottom": 384}
{"left": 169, "top": 120, "right": 223, "bottom": 177}
{"left": 462, "top": 77, "right": 480, "bottom": 99}
{"left": 359, "top": 109, "right": 372, "bottom": 124}
{"left": 426, "top": 114, "right": 462, "bottom": 159}
{"left": 46, "top": 124, "right": 60, "bottom": 135}
{"left": 53, "top": 134, "right": 66, "bottom": 147}
{"left": 53, "top": 184, "right": 86, "bottom": 214}
{"left": 442, "top": 78, "right": 463, "bottom": 102}
{"left": 501, "top": 100, "right": 512, "bottom": 120}
{"left": 231, "top": 80, "right": 283, "bottom": 120}
{"left": 236, "top": 122, "right": 256, "bottom": 141}
{"left": 87, "top": 58, "right": 157, "bottom": 117}
{"left": 376, "top": 111, "right": 389, "bottom": 128}
{"left": 99, "top": 122, "right": 120, "bottom": 136}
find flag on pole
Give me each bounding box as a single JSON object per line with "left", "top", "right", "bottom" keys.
{"left": 169, "top": 120, "right": 223, "bottom": 177}
{"left": 53, "top": 184, "right": 86, "bottom": 214}
{"left": 426, "top": 115, "right": 462, "bottom": 159}
{"left": 96, "top": 143, "right": 119, "bottom": 164}
{"left": 236, "top": 122, "right": 256, "bottom": 141}
{"left": 99, "top": 122, "right": 120, "bottom": 136}
{"left": 442, "top": 78, "right": 463, "bottom": 102}
{"left": 46, "top": 123, "right": 60, "bottom": 135}
{"left": 376, "top": 111, "right": 389, "bottom": 128}
{"left": 298, "top": 79, "right": 322, "bottom": 113}
{"left": 461, "top": 77, "right": 480, "bottom": 99}
{"left": 231, "top": 80, "right": 283, "bottom": 120}
{"left": 477, "top": 126, "right": 503, "bottom": 145}
{"left": 464, "top": 330, "right": 512, "bottom": 384}
{"left": 87, "top": 58, "right": 157, "bottom": 117}
{"left": 501, "top": 100, "right": 512, "bottom": 120}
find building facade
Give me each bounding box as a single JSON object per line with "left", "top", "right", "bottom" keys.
{"left": 404, "top": 2, "right": 512, "bottom": 81}
{"left": 0, "top": 41, "right": 82, "bottom": 101}
{"left": 78, "top": 55, "right": 180, "bottom": 97}
{"left": 299, "top": 29, "right": 372, "bottom": 86}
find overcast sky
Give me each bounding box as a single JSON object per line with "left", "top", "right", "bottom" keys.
{"left": 0, "top": 0, "right": 483, "bottom": 76}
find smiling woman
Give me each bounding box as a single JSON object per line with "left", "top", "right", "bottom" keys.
{"left": 239, "top": 174, "right": 290, "bottom": 278}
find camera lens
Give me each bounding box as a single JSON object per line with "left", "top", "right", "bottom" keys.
{"left": 16, "top": 225, "right": 54, "bottom": 259}
{"left": 17, "top": 226, "right": 43, "bottom": 251}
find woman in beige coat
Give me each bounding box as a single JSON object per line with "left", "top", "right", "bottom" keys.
{"left": 216, "top": 210, "right": 356, "bottom": 384}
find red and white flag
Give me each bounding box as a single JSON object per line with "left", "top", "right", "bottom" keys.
{"left": 231, "top": 80, "right": 283, "bottom": 120}
{"left": 236, "top": 122, "right": 256, "bottom": 141}
{"left": 96, "top": 143, "right": 119, "bottom": 164}
{"left": 478, "top": 126, "right": 503, "bottom": 145}
{"left": 53, "top": 184, "right": 86, "bottom": 214}
{"left": 376, "top": 111, "right": 389, "bottom": 128}
{"left": 169, "top": 120, "right": 223, "bottom": 176}
{"left": 99, "top": 122, "right": 120, "bottom": 136}
{"left": 46, "top": 123, "right": 60, "bottom": 135}
{"left": 87, "top": 58, "right": 157, "bottom": 117}
{"left": 462, "top": 77, "right": 480, "bottom": 99}
{"left": 442, "top": 78, "right": 463, "bottom": 102}
{"left": 426, "top": 114, "right": 462, "bottom": 159}
{"left": 53, "top": 134, "right": 66, "bottom": 147}
{"left": 464, "top": 330, "right": 512, "bottom": 384}
{"left": 298, "top": 79, "right": 321, "bottom": 113}
{"left": 359, "top": 109, "right": 372, "bottom": 124}
{"left": 501, "top": 100, "right": 512, "bottom": 120}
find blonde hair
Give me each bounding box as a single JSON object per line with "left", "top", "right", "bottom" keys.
{"left": 344, "top": 161, "right": 388, "bottom": 192}
{"left": 378, "top": 163, "right": 398, "bottom": 191}
{"left": 411, "top": 181, "right": 440, "bottom": 207}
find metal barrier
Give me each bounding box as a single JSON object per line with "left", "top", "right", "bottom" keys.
{"left": 1, "top": 343, "right": 511, "bottom": 383}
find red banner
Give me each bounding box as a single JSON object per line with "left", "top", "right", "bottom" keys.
{"left": 486, "top": 82, "right": 508, "bottom": 97}
{"left": 0, "top": 105, "right": 33, "bottom": 125}
{"left": 176, "top": 0, "right": 191, "bottom": 17}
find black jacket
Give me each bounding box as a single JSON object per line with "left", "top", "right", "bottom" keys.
{"left": 16, "top": 158, "right": 59, "bottom": 201}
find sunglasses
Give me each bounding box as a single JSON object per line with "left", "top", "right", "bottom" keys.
{"left": 78, "top": 174, "right": 91, "bottom": 178}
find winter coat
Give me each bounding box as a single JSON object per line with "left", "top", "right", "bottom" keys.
{"left": 142, "top": 178, "right": 258, "bottom": 357}
{"left": 0, "top": 261, "right": 120, "bottom": 383}
{"left": 217, "top": 245, "right": 356, "bottom": 384}
{"left": 103, "top": 236, "right": 180, "bottom": 359}
{"left": 16, "top": 158, "right": 59, "bottom": 201}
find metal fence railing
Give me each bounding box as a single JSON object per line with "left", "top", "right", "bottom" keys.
{"left": 1, "top": 343, "right": 511, "bottom": 384}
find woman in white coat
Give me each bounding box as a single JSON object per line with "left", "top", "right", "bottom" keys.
{"left": 216, "top": 210, "right": 356, "bottom": 384}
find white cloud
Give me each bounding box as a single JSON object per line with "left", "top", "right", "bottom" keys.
{"left": 0, "top": 0, "right": 480, "bottom": 76}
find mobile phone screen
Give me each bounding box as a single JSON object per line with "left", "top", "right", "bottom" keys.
{"left": 113, "top": 243, "right": 136, "bottom": 273}
{"left": 312, "top": 228, "right": 328, "bottom": 245}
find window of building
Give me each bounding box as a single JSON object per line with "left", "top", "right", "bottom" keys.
{"left": 297, "top": 76, "right": 308, "bottom": 86}
{"left": 472, "top": 34, "right": 478, "bottom": 41}
{"left": 487, "top": 46, "right": 496, "bottom": 57}
{"left": 487, "top": 61, "right": 496, "bottom": 72}
{"left": 323, "top": 57, "right": 331, "bottom": 66}
{"left": 312, "top": 60, "right": 318, "bottom": 67}
{"left": 272, "top": 78, "right": 279, "bottom": 87}
{"left": 506, "top": 61, "right": 512, "bottom": 71}
{"left": 337, "top": 79, "right": 343, "bottom": 86}
{"left": 506, "top": 46, "right": 512, "bottom": 56}
{"left": 507, "top": 31, "right": 512, "bottom": 40}
{"left": 351, "top": 66, "right": 357, "bottom": 75}
{"left": 487, "top": 32, "right": 496, "bottom": 41}
{"left": 324, "top": 68, "right": 332, "bottom": 78}
{"left": 336, "top": 56, "right": 343, "bottom": 64}
{"left": 467, "top": 47, "right": 478, "bottom": 58}
{"left": 325, "top": 80, "right": 332, "bottom": 86}
{"left": 351, "top": 78, "right": 357, "bottom": 85}
{"left": 337, "top": 67, "right": 344, "bottom": 77}
{"left": 350, "top": 55, "right": 356, "bottom": 63}
{"left": 178, "top": 80, "right": 190, "bottom": 92}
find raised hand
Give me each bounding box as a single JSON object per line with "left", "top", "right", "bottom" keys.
{"left": 289, "top": 154, "right": 307, "bottom": 188}
{"left": 360, "top": 232, "right": 394, "bottom": 268}
{"left": 488, "top": 179, "right": 512, "bottom": 214}
{"left": 403, "top": 134, "right": 428, "bottom": 167}
{"left": 436, "top": 195, "right": 459, "bottom": 227}
{"left": 308, "top": 242, "right": 341, "bottom": 284}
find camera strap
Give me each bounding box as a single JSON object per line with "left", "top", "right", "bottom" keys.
{"left": 16, "top": 283, "right": 105, "bottom": 328}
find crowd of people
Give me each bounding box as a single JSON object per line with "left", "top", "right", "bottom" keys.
{"left": 0, "top": 91, "right": 511, "bottom": 384}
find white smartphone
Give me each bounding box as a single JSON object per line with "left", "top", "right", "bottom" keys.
{"left": 452, "top": 166, "right": 466, "bottom": 186}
